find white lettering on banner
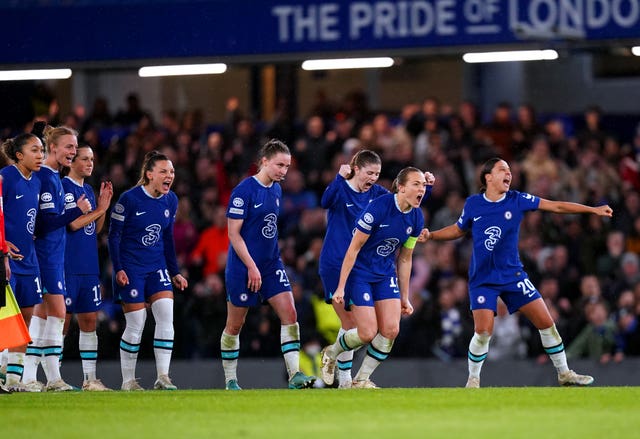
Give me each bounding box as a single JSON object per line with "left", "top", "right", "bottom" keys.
{"left": 464, "top": 0, "right": 502, "bottom": 33}
{"left": 272, "top": 4, "right": 340, "bottom": 42}
{"left": 272, "top": 1, "right": 639, "bottom": 45}
{"left": 350, "top": 1, "right": 457, "bottom": 39}
{"left": 509, "top": 0, "right": 640, "bottom": 39}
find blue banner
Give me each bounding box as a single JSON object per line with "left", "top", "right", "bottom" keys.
{"left": 1, "top": 0, "right": 639, "bottom": 65}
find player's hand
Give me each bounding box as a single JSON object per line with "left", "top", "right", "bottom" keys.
{"left": 77, "top": 194, "right": 92, "bottom": 214}
{"left": 338, "top": 164, "right": 351, "bottom": 178}
{"left": 116, "top": 269, "right": 129, "bottom": 286}
{"left": 424, "top": 171, "right": 435, "bottom": 186}
{"left": 595, "top": 204, "right": 613, "bottom": 217}
{"left": 247, "top": 266, "right": 262, "bottom": 292}
{"left": 6, "top": 241, "right": 24, "bottom": 261}
{"left": 97, "top": 181, "right": 114, "bottom": 211}
{"left": 417, "top": 228, "right": 430, "bottom": 243}
{"left": 401, "top": 299, "right": 414, "bottom": 316}
{"left": 172, "top": 273, "right": 188, "bottom": 291}
{"left": 332, "top": 287, "right": 345, "bottom": 304}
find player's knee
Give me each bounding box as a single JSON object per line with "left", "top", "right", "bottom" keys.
{"left": 475, "top": 331, "right": 492, "bottom": 344}
{"left": 151, "top": 298, "right": 173, "bottom": 323}
{"left": 358, "top": 327, "right": 378, "bottom": 343}
{"left": 379, "top": 324, "right": 399, "bottom": 340}
{"left": 124, "top": 308, "right": 147, "bottom": 332}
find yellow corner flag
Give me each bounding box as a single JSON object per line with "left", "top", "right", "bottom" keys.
{"left": 0, "top": 284, "right": 31, "bottom": 350}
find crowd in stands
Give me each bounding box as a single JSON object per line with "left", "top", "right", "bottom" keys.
{"left": 3, "top": 88, "right": 640, "bottom": 364}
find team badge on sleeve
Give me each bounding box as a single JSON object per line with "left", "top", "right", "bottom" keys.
{"left": 111, "top": 203, "right": 125, "bottom": 221}
{"left": 358, "top": 212, "right": 374, "bottom": 231}
{"left": 229, "top": 197, "right": 245, "bottom": 215}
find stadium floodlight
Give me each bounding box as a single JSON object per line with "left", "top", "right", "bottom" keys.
{"left": 632, "top": 47, "right": 640, "bottom": 56}
{"left": 138, "top": 63, "right": 227, "bottom": 77}
{"left": 301, "top": 57, "right": 394, "bottom": 70}
{"left": 462, "top": 50, "right": 559, "bottom": 63}
{"left": 0, "top": 68, "right": 72, "bottom": 81}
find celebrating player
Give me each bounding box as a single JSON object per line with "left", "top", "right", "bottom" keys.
{"left": 320, "top": 167, "right": 427, "bottom": 388}
{"left": 62, "top": 144, "right": 113, "bottom": 391}
{"left": 108, "top": 150, "right": 188, "bottom": 391}
{"left": 425, "top": 157, "right": 612, "bottom": 387}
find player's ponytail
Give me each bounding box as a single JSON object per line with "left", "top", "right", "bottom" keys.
{"left": 2, "top": 133, "right": 39, "bottom": 164}
{"left": 138, "top": 150, "right": 170, "bottom": 186}
{"left": 347, "top": 149, "right": 381, "bottom": 180}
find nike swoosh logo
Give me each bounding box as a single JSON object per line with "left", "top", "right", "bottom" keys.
{"left": 135, "top": 211, "right": 146, "bottom": 216}
{"left": 528, "top": 292, "right": 536, "bottom": 298}
{"left": 163, "top": 283, "right": 172, "bottom": 287}
{"left": 16, "top": 194, "right": 24, "bottom": 199}
{"left": 393, "top": 289, "right": 400, "bottom": 293}
{"left": 254, "top": 203, "right": 263, "bottom": 208}
{"left": 380, "top": 224, "right": 390, "bottom": 228}
{"left": 346, "top": 203, "right": 354, "bottom": 207}
{"left": 473, "top": 216, "right": 482, "bottom": 221}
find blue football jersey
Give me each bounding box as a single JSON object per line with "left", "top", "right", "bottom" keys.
{"left": 0, "top": 165, "right": 41, "bottom": 274}
{"left": 352, "top": 193, "right": 424, "bottom": 280}
{"left": 34, "top": 165, "right": 67, "bottom": 268}
{"left": 62, "top": 176, "right": 99, "bottom": 275}
{"left": 226, "top": 176, "right": 283, "bottom": 277}
{"left": 108, "top": 186, "right": 179, "bottom": 275}
{"left": 457, "top": 190, "right": 540, "bottom": 288}
{"left": 319, "top": 174, "right": 388, "bottom": 273}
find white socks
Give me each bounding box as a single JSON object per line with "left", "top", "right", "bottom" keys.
{"left": 151, "top": 298, "right": 174, "bottom": 378}
{"left": 220, "top": 332, "right": 240, "bottom": 382}
{"left": 335, "top": 328, "right": 354, "bottom": 385}
{"left": 42, "top": 316, "right": 64, "bottom": 383}
{"left": 354, "top": 333, "right": 394, "bottom": 382}
{"left": 280, "top": 323, "right": 301, "bottom": 379}
{"left": 539, "top": 325, "right": 569, "bottom": 374}
{"left": 468, "top": 332, "right": 491, "bottom": 379}
{"left": 79, "top": 330, "right": 98, "bottom": 381}
{"left": 23, "top": 316, "right": 46, "bottom": 383}
{"left": 120, "top": 308, "right": 146, "bottom": 384}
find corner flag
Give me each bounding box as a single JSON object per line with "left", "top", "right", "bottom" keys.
{"left": 0, "top": 284, "right": 31, "bottom": 350}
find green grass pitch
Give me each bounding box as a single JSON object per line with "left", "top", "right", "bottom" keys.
{"left": 2, "top": 387, "right": 639, "bottom": 438}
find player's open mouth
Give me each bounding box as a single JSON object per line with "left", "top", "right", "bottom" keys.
{"left": 162, "top": 180, "right": 172, "bottom": 190}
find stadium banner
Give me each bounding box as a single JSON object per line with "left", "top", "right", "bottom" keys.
{"left": 1, "top": 0, "right": 639, "bottom": 64}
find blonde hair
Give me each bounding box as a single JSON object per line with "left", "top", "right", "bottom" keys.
{"left": 43, "top": 125, "right": 78, "bottom": 152}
